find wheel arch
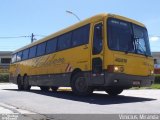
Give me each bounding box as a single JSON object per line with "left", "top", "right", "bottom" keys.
{"left": 70, "top": 68, "right": 82, "bottom": 84}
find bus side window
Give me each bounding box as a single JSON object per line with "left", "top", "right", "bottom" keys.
{"left": 58, "top": 32, "right": 72, "bottom": 50}
{"left": 92, "top": 23, "right": 103, "bottom": 55}
{"left": 29, "top": 46, "right": 37, "bottom": 58}
{"left": 72, "top": 24, "right": 90, "bottom": 47}
{"left": 22, "top": 49, "right": 29, "bottom": 60}
{"left": 37, "top": 42, "right": 46, "bottom": 56}
{"left": 46, "top": 38, "right": 57, "bottom": 54}
{"left": 12, "top": 54, "right": 17, "bottom": 63}
{"left": 17, "top": 52, "right": 22, "bottom": 62}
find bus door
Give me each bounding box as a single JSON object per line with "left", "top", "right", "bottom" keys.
{"left": 91, "top": 22, "right": 105, "bottom": 85}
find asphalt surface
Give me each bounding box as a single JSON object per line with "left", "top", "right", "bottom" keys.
{"left": 0, "top": 83, "right": 160, "bottom": 120}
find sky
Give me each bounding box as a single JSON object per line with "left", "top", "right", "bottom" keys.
{"left": 0, "top": 0, "right": 160, "bottom": 52}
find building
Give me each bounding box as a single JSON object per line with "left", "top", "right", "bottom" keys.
{"left": 152, "top": 52, "right": 160, "bottom": 74}
{"left": 0, "top": 51, "right": 12, "bottom": 74}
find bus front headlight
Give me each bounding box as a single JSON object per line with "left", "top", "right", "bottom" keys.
{"left": 114, "top": 66, "right": 119, "bottom": 72}
{"left": 107, "top": 65, "right": 124, "bottom": 73}
{"left": 150, "top": 70, "right": 154, "bottom": 75}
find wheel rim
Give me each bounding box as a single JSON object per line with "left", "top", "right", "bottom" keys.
{"left": 75, "top": 77, "right": 88, "bottom": 92}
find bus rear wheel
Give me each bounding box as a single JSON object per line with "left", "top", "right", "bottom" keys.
{"left": 71, "top": 72, "right": 93, "bottom": 96}
{"left": 105, "top": 88, "right": 123, "bottom": 96}
{"left": 40, "top": 86, "right": 50, "bottom": 92}
{"left": 17, "top": 76, "right": 24, "bottom": 90}
{"left": 23, "top": 75, "right": 31, "bottom": 91}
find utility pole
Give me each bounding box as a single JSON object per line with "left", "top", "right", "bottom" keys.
{"left": 31, "top": 33, "right": 34, "bottom": 43}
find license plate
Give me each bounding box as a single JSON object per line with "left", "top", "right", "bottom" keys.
{"left": 133, "top": 81, "right": 141, "bottom": 85}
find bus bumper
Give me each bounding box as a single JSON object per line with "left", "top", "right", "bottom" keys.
{"left": 103, "top": 72, "right": 155, "bottom": 88}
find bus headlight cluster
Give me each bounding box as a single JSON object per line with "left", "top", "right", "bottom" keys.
{"left": 107, "top": 65, "right": 124, "bottom": 73}
{"left": 150, "top": 70, "right": 154, "bottom": 75}
{"left": 114, "top": 66, "right": 119, "bottom": 71}
{"left": 114, "top": 66, "right": 124, "bottom": 72}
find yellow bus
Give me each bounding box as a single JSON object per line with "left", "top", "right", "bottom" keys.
{"left": 9, "top": 13, "right": 154, "bottom": 96}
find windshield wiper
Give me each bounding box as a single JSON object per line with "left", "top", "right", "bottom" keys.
{"left": 134, "top": 37, "right": 148, "bottom": 57}
{"left": 125, "top": 35, "right": 135, "bottom": 54}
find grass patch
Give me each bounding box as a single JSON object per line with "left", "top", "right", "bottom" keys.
{"left": 0, "top": 74, "right": 9, "bottom": 83}
{"left": 131, "top": 84, "right": 160, "bottom": 90}
{"left": 155, "top": 74, "right": 160, "bottom": 84}
{"left": 150, "top": 84, "right": 160, "bottom": 89}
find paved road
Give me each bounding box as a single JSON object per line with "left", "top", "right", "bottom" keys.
{"left": 0, "top": 83, "right": 160, "bottom": 119}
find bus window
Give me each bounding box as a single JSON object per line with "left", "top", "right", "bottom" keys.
{"left": 133, "top": 24, "right": 151, "bottom": 56}
{"left": 17, "top": 52, "right": 22, "bottom": 62}
{"left": 72, "top": 24, "right": 90, "bottom": 47}
{"left": 22, "top": 49, "right": 29, "bottom": 60}
{"left": 58, "top": 32, "right": 72, "bottom": 50}
{"left": 29, "top": 46, "right": 37, "bottom": 58}
{"left": 46, "top": 38, "right": 57, "bottom": 54}
{"left": 108, "top": 18, "right": 133, "bottom": 52}
{"left": 37, "top": 42, "right": 46, "bottom": 56}
{"left": 12, "top": 54, "right": 17, "bottom": 63}
{"left": 92, "top": 23, "right": 103, "bottom": 55}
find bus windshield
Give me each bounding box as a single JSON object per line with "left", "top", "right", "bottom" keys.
{"left": 107, "top": 18, "right": 151, "bottom": 56}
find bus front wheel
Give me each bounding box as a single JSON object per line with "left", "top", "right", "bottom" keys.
{"left": 71, "top": 72, "right": 93, "bottom": 96}
{"left": 105, "top": 88, "right": 123, "bottom": 96}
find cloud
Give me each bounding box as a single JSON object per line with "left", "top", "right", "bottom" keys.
{"left": 149, "top": 36, "right": 160, "bottom": 42}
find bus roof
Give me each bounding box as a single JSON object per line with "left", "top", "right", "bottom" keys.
{"left": 13, "top": 13, "right": 145, "bottom": 54}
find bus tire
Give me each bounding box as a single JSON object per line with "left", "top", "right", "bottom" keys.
{"left": 23, "top": 75, "right": 31, "bottom": 91}
{"left": 40, "top": 86, "right": 50, "bottom": 92}
{"left": 105, "top": 88, "right": 123, "bottom": 96}
{"left": 71, "top": 72, "right": 93, "bottom": 96}
{"left": 51, "top": 87, "right": 58, "bottom": 92}
{"left": 17, "top": 76, "right": 24, "bottom": 90}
